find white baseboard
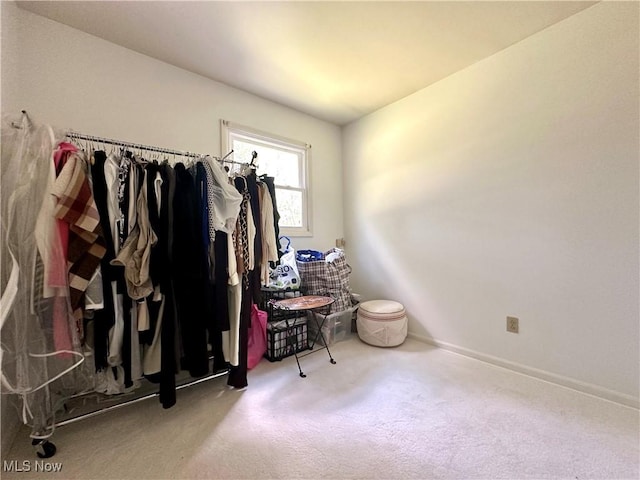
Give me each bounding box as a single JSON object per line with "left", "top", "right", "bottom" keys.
{"left": 408, "top": 332, "right": 639, "bottom": 410}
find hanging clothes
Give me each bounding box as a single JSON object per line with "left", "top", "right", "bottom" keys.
{"left": 110, "top": 166, "right": 157, "bottom": 301}
{"left": 258, "top": 182, "right": 278, "bottom": 286}
{"left": 1, "top": 115, "right": 90, "bottom": 440}
{"left": 227, "top": 175, "right": 255, "bottom": 389}
{"left": 245, "top": 171, "right": 263, "bottom": 303}
{"left": 202, "top": 156, "right": 242, "bottom": 235}
{"left": 51, "top": 149, "right": 107, "bottom": 336}
{"left": 157, "top": 163, "right": 178, "bottom": 408}
{"left": 90, "top": 150, "right": 118, "bottom": 372}
{"left": 172, "top": 163, "right": 209, "bottom": 378}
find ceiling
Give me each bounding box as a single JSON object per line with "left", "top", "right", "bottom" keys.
{"left": 16, "top": 1, "right": 596, "bottom": 126}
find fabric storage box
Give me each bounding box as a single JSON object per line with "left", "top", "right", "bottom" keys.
{"left": 307, "top": 307, "right": 356, "bottom": 346}
{"left": 265, "top": 317, "right": 309, "bottom": 362}
{"left": 356, "top": 300, "right": 408, "bottom": 347}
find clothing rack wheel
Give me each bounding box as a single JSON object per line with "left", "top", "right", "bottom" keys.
{"left": 32, "top": 439, "right": 56, "bottom": 459}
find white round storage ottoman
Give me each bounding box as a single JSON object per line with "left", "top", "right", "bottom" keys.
{"left": 356, "top": 300, "right": 408, "bottom": 347}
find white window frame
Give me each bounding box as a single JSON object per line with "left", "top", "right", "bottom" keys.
{"left": 220, "top": 120, "right": 312, "bottom": 237}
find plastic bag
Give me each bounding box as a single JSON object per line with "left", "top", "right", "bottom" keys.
{"left": 247, "top": 304, "right": 268, "bottom": 369}
{"left": 268, "top": 237, "right": 301, "bottom": 290}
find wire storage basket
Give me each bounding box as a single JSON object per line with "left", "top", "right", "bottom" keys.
{"left": 265, "top": 317, "right": 309, "bottom": 362}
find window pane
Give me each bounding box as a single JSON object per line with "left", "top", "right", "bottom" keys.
{"left": 222, "top": 121, "right": 310, "bottom": 235}
{"left": 260, "top": 151, "right": 300, "bottom": 188}
{"left": 231, "top": 138, "right": 301, "bottom": 188}
{"left": 276, "top": 189, "right": 303, "bottom": 228}
{"left": 230, "top": 139, "right": 255, "bottom": 165}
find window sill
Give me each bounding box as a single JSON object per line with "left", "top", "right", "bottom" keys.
{"left": 280, "top": 227, "right": 313, "bottom": 238}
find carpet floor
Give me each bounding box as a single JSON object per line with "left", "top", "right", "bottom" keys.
{"left": 2, "top": 336, "right": 638, "bottom": 480}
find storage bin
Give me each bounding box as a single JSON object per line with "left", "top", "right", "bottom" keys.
{"left": 265, "top": 317, "right": 309, "bottom": 362}
{"left": 260, "top": 287, "right": 305, "bottom": 322}
{"left": 307, "top": 307, "right": 356, "bottom": 346}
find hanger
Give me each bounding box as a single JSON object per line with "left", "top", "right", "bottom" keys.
{"left": 221, "top": 149, "right": 234, "bottom": 162}
{"left": 10, "top": 110, "right": 32, "bottom": 130}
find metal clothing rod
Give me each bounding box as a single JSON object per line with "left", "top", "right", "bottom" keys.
{"left": 66, "top": 130, "right": 205, "bottom": 159}
{"left": 10, "top": 110, "right": 255, "bottom": 166}
{"left": 67, "top": 131, "right": 252, "bottom": 167}
{"left": 53, "top": 369, "right": 230, "bottom": 428}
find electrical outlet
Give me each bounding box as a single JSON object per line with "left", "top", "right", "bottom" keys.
{"left": 506, "top": 316, "right": 519, "bottom": 334}
{"left": 335, "top": 238, "right": 346, "bottom": 248}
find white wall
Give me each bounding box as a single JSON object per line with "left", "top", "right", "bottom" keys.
{"left": 343, "top": 2, "right": 639, "bottom": 405}
{"left": 0, "top": 1, "right": 343, "bottom": 453}
{"left": 0, "top": 1, "right": 343, "bottom": 252}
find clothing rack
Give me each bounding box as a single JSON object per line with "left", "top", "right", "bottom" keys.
{"left": 54, "top": 368, "right": 230, "bottom": 429}
{"left": 17, "top": 120, "right": 258, "bottom": 458}
{"left": 65, "top": 130, "right": 248, "bottom": 166}
{"left": 27, "top": 365, "right": 230, "bottom": 458}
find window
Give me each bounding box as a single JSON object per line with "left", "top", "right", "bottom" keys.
{"left": 221, "top": 120, "right": 312, "bottom": 236}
